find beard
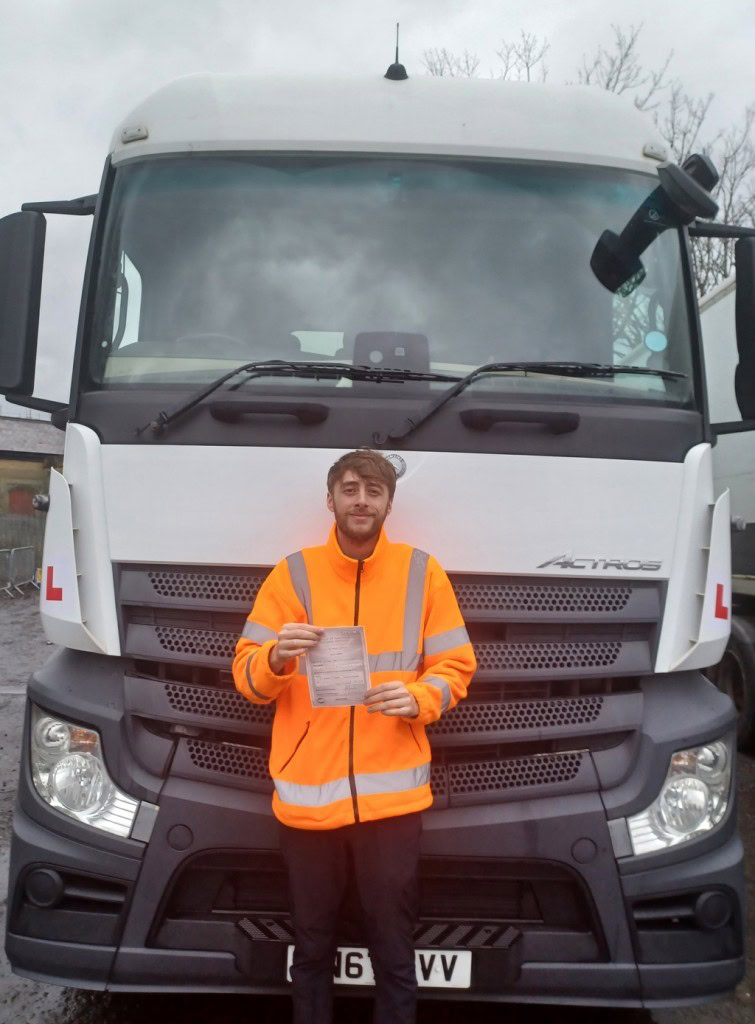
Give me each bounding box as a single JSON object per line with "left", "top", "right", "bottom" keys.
{"left": 334, "top": 506, "right": 388, "bottom": 544}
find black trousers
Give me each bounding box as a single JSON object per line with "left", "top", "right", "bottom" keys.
{"left": 279, "top": 812, "right": 422, "bottom": 1024}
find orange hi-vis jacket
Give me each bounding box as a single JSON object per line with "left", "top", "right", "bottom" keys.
{"left": 232, "top": 526, "right": 476, "bottom": 830}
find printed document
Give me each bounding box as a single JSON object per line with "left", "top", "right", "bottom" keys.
{"left": 305, "top": 626, "right": 371, "bottom": 707}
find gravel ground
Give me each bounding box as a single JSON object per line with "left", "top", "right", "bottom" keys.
{"left": 0, "top": 592, "right": 752, "bottom": 1024}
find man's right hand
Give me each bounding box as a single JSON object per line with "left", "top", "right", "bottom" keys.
{"left": 269, "top": 623, "right": 323, "bottom": 675}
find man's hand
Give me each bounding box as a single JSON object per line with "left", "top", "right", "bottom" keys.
{"left": 269, "top": 623, "right": 323, "bottom": 675}
{"left": 364, "top": 681, "right": 419, "bottom": 718}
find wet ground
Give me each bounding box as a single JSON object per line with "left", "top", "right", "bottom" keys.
{"left": 1, "top": 590, "right": 753, "bottom": 1023}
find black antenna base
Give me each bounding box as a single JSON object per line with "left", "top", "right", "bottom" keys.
{"left": 385, "top": 22, "right": 408, "bottom": 79}
{"left": 385, "top": 62, "right": 408, "bottom": 80}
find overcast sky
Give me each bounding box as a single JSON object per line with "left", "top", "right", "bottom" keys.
{"left": 1, "top": 0, "right": 753, "bottom": 416}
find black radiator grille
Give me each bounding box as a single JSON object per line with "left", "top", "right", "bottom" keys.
{"left": 429, "top": 696, "right": 603, "bottom": 737}
{"left": 120, "top": 562, "right": 652, "bottom": 804}
{"left": 186, "top": 738, "right": 270, "bottom": 782}
{"left": 473, "top": 639, "right": 621, "bottom": 673}
{"left": 171, "top": 737, "right": 593, "bottom": 806}
{"left": 118, "top": 564, "right": 661, "bottom": 681}
{"left": 428, "top": 750, "right": 587, "bottom": 804}
{"left": 452, "top": 579, "right": 632, "bottom": 616}
{"left": 164, "top": 682, "right": 275, "bottom": 726}
{"left": 155, "top": 625, "right": 236, "bottom": 659}
{"left": 148, "top": 570, "right": 265, "bottom": 604}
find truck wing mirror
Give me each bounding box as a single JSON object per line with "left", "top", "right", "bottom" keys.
{"left": 700, "top": 234, "right": 755, "bottom": 436}
{"left": 0, "top": 211, "right": 46, "bottom": 395}
{"left": 734, "top": 236, "right": 755, "bottom": 421}
{"left": 590, "top": 157, "right": 719, "bottom": 297}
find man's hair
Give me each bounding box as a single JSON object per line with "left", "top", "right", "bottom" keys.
{"left": 327, "top": 450, "right": 397, "bottom": 501}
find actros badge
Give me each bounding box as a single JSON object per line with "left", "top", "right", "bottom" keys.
{"left": 538, "top": 554, "right": 662, "bottom": 571}
{"left": 384, "top": 454, "right": 407, "bottom": 479}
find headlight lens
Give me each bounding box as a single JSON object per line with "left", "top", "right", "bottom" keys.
{"left": 627, "top": 739, "right": 733, "bottom": 855}
{"left": 30, "top": 706, "right": 139, "bottom": 838}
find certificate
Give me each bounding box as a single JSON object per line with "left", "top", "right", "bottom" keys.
{"left": 305, "top": 626, "right": 371, "bottom": 707}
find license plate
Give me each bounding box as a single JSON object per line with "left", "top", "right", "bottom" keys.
{"left": 286, "top": 945, "right": 471, "bottom": 988}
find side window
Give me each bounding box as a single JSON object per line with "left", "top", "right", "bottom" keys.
{"left": 111, "top": 252, "right": 142, "bottom": 350}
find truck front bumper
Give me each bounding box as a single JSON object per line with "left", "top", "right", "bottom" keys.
{"left": 6, "top": 769, "right": 745, "bottom": 1006}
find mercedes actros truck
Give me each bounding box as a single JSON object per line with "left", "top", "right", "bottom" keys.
{"left": 702, "top": 277, "right": 755, "bottom": 748}
{"left": 2, "top": 71, "right": 754, "bottom": 1007}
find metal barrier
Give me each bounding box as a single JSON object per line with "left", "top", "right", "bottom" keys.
{"left": 8, "top": 546, "right": 38, "bottom": 596}
{"left": 0, "top": 548, "right": 13, "bottom": 598}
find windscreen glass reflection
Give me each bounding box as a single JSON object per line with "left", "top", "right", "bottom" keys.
{"left": 90, "top": 157, "right": 694, "bottom": 405}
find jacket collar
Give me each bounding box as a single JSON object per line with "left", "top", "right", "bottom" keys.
{"left": 325, "top": 524, "right": 390, "bottom": 580}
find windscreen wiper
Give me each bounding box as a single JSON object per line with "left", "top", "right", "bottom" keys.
{"left": 373, "top": 361, "right": 687, "bottom": 445}
{"left": 136, "top": 360, "right": 461, "bottom": 437}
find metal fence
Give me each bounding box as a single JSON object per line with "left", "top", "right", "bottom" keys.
{"left": 0, "top": 513, "right": 44, "bottom": 569}
{"left": 0, "top": 548, "right": 11, "bottom": 598}
{"left": 1, "top": 546, "right": 40, "bottom": 598}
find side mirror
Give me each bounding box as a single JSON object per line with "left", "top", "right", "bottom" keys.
{"left": 591, "top": 159, "right": 719, "bottom": 296}
{"left": 707, "top": 236, "right": 755, "bottom": 435}
{"left": 0, "top": 211, "right": 46, "bottom": 395}
{"left": 734, "top": 236, "right": 755, "bottom": 421}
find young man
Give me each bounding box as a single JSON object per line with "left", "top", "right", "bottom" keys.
{"left": 233, "top": 450, "right": 476, "bottom": 1024}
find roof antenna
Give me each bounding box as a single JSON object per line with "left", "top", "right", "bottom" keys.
{"left": 385, "top": 22, "right": 408, "bottom": 80}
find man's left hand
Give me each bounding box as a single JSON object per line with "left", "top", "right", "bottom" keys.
{"left": 364, "top": 681, "right": 419, "bottom": 718}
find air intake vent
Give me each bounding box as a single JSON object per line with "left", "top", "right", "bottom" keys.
{"left": 148, "top": 570, "right": 266, "bottom": 605}
{"left": 185, "top": 739, "right": 271, "bottom": 786}
{"left": 164, "top": 683, "right": 274, "bottom": 725}
{"left": 172, "top": 738, "right": 591, "bottom": 806}
{"left": 430, "top": 750, "right": 589, "bottom": 806}
{"left": 453, "top": 580, "right": 632, "bottom": 616}
{"left": 448, "top": 751, "right": 583, "bottom": 794}
{"left": 155, "top": 626, "right": 237, "bottom": 660}
{"left": 474, "top": 640, "right": 621, "bottom": 674}
{"left": 118, "top": 564, "right": 662, "bottom": 680}
{"left": 429, "top": 696, "right": 603, "bottom": 737}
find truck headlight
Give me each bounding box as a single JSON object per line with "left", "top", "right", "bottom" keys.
{"left": 30, "top": 706, "right": 139, "bottom": 838}
{"left": 627, "top": 739, "right": 733, "bottom": 855}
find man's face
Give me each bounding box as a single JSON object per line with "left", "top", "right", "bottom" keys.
{"left": 327, "top": 470, "right": 392, "bottom": 545}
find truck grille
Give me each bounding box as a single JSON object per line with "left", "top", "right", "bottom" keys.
{"left": 119, "top": 562, "right": 654, "bottom": 802}
{"left": 118, "top": 563, "right": 660, "bottom": 681}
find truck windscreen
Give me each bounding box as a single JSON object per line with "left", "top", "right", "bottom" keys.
{"left": 87, "top": 155, "right": 693, "bottom": 408}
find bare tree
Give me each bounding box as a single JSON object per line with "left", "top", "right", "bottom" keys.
{"left": 577, "top": 24, "right": 672, "bottom": 112}
{"left": 496, "top": 31, "right": 550, "bottom": 82}
{"left": 691, "top": 106, "right": 755, "bottom": 294}
{"left": 657, "top": 83, "right": 713, "bottom": 163}
{"left": 422, "top": 47, "right": 480, "bottom": 78}
{"left": 578, "top": 25, "right": 753, "bottom": 293}
{"left": 424, "top": 23, "right": 754, "bottom": 293}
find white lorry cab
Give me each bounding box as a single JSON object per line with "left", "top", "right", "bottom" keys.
{"left": 702, "top": 276, "right": 755, "bottom": 746}
{"left": 2, "top": 70, "right": 755, "bottom": 1007}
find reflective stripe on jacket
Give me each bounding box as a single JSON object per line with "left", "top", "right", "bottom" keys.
{"left": 232, "top": 526, "right": 476, "bottom": 830}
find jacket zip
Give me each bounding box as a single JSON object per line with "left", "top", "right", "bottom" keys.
{"left": 279, "top": 721, "right": 310, "bottom": 773}
{"left": 348, "top": 559, "right": 364, "bottom": 823}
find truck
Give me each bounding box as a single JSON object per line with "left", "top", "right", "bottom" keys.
{"left": 701, "top": 277, "right": 755, "bottom": 747}
{"left": 2, "top": 69, "right": 754, "bottom": 1007}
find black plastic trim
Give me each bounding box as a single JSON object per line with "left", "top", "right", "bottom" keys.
{"left": 681, "top": 225, "right": 713, "bottom": 445}
{"left": 75, "top": 388, "right": 704, "bottom": 460}
{"left": 68, "top": 158, "right": 115, "bottom": 426}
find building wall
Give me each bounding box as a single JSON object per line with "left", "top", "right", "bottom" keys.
{"left": 0, "top": 456, "right": 62, "bottom": 568}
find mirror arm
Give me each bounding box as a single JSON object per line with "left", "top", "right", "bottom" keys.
{"left": 21, "top": 195, "right": 96, "bottom": 217}
{"left": 712, "top": 419, "right": 755, "bottom": 436}
{"left": 4, "top": 393, "right": 67, "bottom": 414}
{"left": 689, "top": 222, "right": 755, "bottom": 239}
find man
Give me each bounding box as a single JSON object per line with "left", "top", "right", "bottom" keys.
{"left": 233, "top": 449, "right": 476, "bottom": 1024}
